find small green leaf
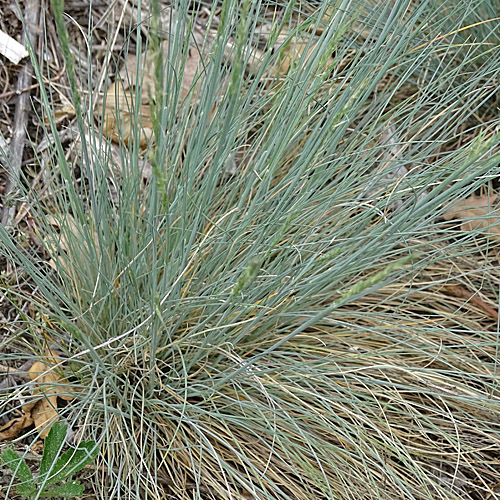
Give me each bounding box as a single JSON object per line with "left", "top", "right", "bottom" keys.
{"left": 0, "top": 448, "right": 36, "bottom": 498}
{"left": 16, "top": 482, "right": 38, "bottom": 499}
{"left": 40, "top": 422, "right": 68, "bottom": 482}
{"left": 45, "top": 441, "right": 98, "bottom": 486}
{"left": 40, "top": 480, "right": 84, "bottom": 498}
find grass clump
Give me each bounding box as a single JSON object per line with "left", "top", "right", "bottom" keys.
{"left": 1, "top": 0, "right": 500, "bottom": 499}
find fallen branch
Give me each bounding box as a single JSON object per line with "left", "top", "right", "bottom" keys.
{"left": 1, "top": 0, "right": 41, "bottom": 227}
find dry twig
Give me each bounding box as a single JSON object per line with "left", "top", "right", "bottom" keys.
{"left": 1, "top": 0, "right": 41, "bottom": 227}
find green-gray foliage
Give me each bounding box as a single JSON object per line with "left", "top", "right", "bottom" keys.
{"left": 1, "top": 0, "right": 500, "bottom": 499}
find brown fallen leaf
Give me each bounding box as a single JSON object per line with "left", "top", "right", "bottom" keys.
{"left": 443, "top": 193, "right": 500, "bottom": 238}
{"left": 0, "top": 412, "right": 34, "bottom": 441}
{"left": 0, "top": 357, "right": 72, "bottom": 441}
{"left": 278, "top": 39, "right": 331, "bottom": 76}
{"left": 100, "top": 41, "right": 203, "bottom": 147}
{"left": 245, "top": 31, "right": 334, "bottom": 83}
{"left": 40, "top": 214, "right": 99, "bottom": 273}
{"left": 43, "top": 96, "right": 75, "bottom": 126}
{"left": 28, "top": 361, "right": 72, "bottom": 438}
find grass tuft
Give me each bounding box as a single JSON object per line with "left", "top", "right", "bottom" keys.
{"left": 1, "top": 1, "right": 500, "bottom": 499}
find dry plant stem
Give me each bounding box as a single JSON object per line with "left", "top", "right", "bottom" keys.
{"left": 0, "top": 82, "right": 39, "bottom": 100}
{"left": 83, "top": 463, "right": 213, "bottom": 495}
{"left": 0, "top": 66, "right": 66, "bottom": 100}
{"left": 0, "top": 360, "right": 34, "bottom": 374}
{"left": 444, "top": 284, "right": 499, "bottom": 321}
{"left": 1, "top": 0, "right": 40, "bottom": 227}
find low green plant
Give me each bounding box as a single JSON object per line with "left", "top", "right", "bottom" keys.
{"left": 0, "top": 423, "right": 98, "bottom": 499}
